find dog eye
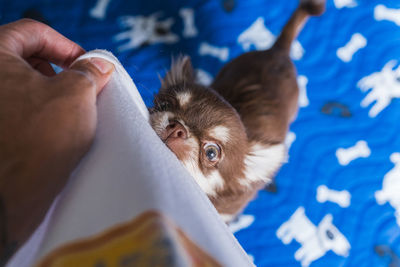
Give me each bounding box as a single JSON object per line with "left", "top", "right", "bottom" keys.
{"left": 204, "top": 143, "right": 220, "bottom": 162}
{"left": 326, "top": 229, "right": 334, "bottom": 240}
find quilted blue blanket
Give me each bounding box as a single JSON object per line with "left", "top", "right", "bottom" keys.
{"left": 1, "top": 0, "right": 400, "bottom": 266}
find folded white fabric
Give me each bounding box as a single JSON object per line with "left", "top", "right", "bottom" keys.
{"left": 7, "top": 50, "right": 252, "bottom": 267}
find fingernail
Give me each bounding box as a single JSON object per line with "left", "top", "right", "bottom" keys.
{"left": 90, "top": 58, "right": 114, "bottom": 74}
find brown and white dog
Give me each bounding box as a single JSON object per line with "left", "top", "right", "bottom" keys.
{"left": 150, "top": 0, "right": 325, "bottom": 222}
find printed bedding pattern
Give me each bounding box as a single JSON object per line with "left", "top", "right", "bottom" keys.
{"left": 1, "top": 0, "right": 400, "bottom": 266}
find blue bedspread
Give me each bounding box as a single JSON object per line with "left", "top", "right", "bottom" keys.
{"left": 1, "top": 0, "right": 400, "bottom": 266}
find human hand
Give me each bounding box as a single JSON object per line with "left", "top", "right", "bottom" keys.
{"left": 0, "top": 19, "right": 114, "bottom": 261}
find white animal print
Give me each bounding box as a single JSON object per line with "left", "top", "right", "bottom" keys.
{"left": 333, "top": 0, "right": 357, "bottom": 9}
{"left": 285, "top": 131, "right": 296, "bottom": 150}
{"left": 179, "top": 8, "right": 198, "bottom": 38}
{"left": 113, "top": 13, "right": 179, "bottom": 51}
{"left": 357, "top": 60, "right": 400, "bottom": 118}
{"left": 277, "top": 207, "right": 350, "bottom": 267}
{"left": 237, "top": 17, "right": 304, "bottom": 60}
{"left": 89, "top": 0, "right": 112, "bottom": 19}
{"left": 297, "top": 75, "right": 309, "bottom": 107}
{"left": 375, "top": 153, "right": 400, "bottom": 226}
{"left": 199, "top": 42, "right": 229, "bottom": 62}
{"left": 195, "top": 69, "right": 213, "bottom": 86}
{"left": 336, "top": 33, "right": 367, "bottom": 62}
{"left": 336, "top": 140, "right": 371, "bottom": 166}
{"left": 228, "top": 214, "right": 255, "bottom": 233}
{"left": 238, "top": 17, "right": 274, "bottom": 51}
{"left": 290, "top": 41, "right": 305, "bottom": 61}
{"left": 317, "top": 185, "right": 351, "bottom": 208}
{"left": 374, "top": 5, "right": 400, "bottom": 26}
{"left": 284, "top": 131, "right": 296, "bottom": 162}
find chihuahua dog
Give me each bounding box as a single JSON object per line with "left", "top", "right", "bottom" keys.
{"left": 150, "top": 0, "right": 325, "bottom": 222}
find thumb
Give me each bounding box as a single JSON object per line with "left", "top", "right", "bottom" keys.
{"left": 56, "top": 57, "right": 114, "bottom": 96}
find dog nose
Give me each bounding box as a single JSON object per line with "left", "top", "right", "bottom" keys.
{"left": 166, "top": 121, "right": 188, "bottom": 140}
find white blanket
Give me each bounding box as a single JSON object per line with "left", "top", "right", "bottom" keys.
{"left": 7, "top": 50, "right": 252, "bottom": 267}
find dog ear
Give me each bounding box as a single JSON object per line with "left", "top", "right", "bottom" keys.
{"left": 161, "top": 56, "right": 194, "bottom": 89}
{"left": 318, "top": 214, "right": 334, "bottom": 229}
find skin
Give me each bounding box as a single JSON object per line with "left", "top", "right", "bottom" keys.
{"left": 0, "top": 19, "right": 114, "bottom": 263}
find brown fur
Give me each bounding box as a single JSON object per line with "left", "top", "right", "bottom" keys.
{"left": 150, "top": 0, "right": 326, "bottom": 221}
{"left": 153, "top": 67, "right": 250, "bottom": 192}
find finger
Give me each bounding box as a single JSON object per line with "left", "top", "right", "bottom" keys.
{"left": 0, "top": 19, "right": 85, "bottom": 68}
{"left": 27, "top": 57, "right": 57, "bottom": 77}
{"left": 53, "top": 57, "right": 114, "bottom": 97}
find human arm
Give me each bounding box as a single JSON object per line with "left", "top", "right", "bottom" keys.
{"left": 0, "top": 19, "right": 114, "bottom": 263}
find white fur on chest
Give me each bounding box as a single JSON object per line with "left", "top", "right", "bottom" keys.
{"left": 240, "top": 143, "right": 286, "bottom": 187}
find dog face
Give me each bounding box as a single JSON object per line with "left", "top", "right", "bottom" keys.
{"left": 149, "top": 0, "right": 325, "bottom": 221}
{"left": 150, "top": 57, "right": 249, "bottom": 197}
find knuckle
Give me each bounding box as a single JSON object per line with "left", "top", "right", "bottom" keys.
{"left": 16, "top": 18, "right": 45, "bottom": 30}
{"left": 0, "top": 19, "right": 49, "bottom": 50}
{"left": 1, "top": 18, "right": 43, "bottom": 35}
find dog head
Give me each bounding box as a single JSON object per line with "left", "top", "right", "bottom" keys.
{"left": 150, "top": 56, "right": 250, "bottom": 197}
